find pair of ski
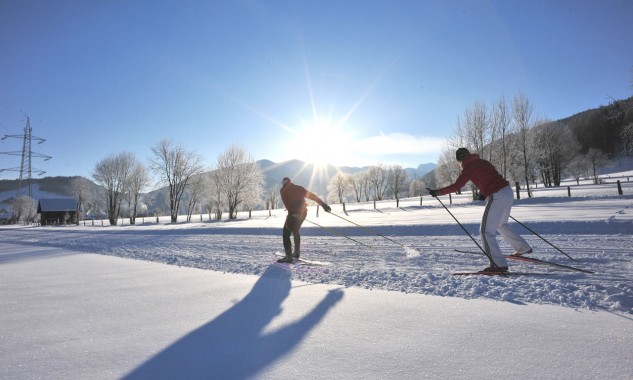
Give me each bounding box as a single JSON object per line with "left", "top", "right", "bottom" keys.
{"left": 272, "top": 253, "right": 330, "bottom": 271}
{"left": 453, "top": 249, "right": 594, "bottom": 276}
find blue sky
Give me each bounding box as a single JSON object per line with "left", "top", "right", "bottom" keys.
{"left": 1, "top": 0, "right": 632, "bottom": 179}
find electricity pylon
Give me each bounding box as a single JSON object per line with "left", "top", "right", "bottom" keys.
{"left": 1, "top": 117, "right": 52, "bottom": 198}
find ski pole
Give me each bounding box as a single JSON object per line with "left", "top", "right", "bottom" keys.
{"left": 430, "top": 193, "right": 505, "bottom": 274}
{"left": 509, "top": 215, "right": 576, "bottom": 262}
{"left": 328, "top": 211, "right": 405, "bottom": 247}
{"left": 294, "top": 215, "right": 372, "bottom": 249}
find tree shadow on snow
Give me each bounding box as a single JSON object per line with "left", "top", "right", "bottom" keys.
{"left": 123, "top": 265, "right": 344, "bottom": 379}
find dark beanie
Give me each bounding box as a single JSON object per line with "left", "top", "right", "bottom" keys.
{"left": 455, "top": 148, "right": 470, "bottom": 161}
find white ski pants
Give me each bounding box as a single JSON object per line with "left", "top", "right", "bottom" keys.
{"left": 480, "top": 186, "right": 531, "bottom": 267}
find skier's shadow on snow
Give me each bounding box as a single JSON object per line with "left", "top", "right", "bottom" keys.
{"left": 124, "top": 265, "right": 344, "bottom": 379}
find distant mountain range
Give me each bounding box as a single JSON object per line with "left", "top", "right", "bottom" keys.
{"left": 0, "top": 160, "right": 437, "bottom": 211}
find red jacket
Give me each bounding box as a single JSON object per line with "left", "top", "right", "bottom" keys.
{"left": 280, "top": 182, "right": 324, "bottom": 213}
{"left": 438, "top": 154, "right": 509, "bottom": 197}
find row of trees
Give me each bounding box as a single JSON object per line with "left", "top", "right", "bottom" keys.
{"left": 90, "top": 140, "right": 263, "bottom": 225}
{"left": 434, "top": 92, "right": 621, "bottom": 199}
{"left": 325, "top": 164, "right": 420, "bottom": 207}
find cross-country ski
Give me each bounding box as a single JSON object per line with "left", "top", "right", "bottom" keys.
{"left": 454, "top": 249, "right": 595, "bottom": 274}
{"left": 453, "top": 271, "right": 557, "bottom": 276}
{"left": 274, "top": 252, "right": 331, "bottom": 266}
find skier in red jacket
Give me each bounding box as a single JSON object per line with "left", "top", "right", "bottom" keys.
{"left": 428, "top": 148, "right": 532, "bottom": 272}
{"left": 277, "top": 177, "right": 331, "bottom": 263}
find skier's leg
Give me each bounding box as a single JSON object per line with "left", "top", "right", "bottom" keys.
{"left": 292, "top": 209, "right": 307, "bottom": 257}
{"left": 495, "top": 187, "right": 532, "bottom": 253}
{"left": 282, "top": 215, "right": 293, "bottom": 256}
{"left": 480, "top": 194, "right": 508, "bottom": 268}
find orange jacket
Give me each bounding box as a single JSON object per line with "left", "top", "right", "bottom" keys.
{"left": 280, "top": 182, "right": 325, "bottom": 213}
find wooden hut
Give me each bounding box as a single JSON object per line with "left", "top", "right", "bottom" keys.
{"left": 37, "top": 198, "right": 78, "bottom": 225}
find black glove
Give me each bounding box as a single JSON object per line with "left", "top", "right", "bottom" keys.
{"left": 427, "top": 188, "right": 439, "bottom": 197}
{"left": 322, "top": 204, "right": 332, "bottom": 212}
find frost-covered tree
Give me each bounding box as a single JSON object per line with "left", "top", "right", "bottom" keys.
{"left": 150, "top": 139, "right": 204, "bottom": 223}
{"left": 409, "top": 178, "right": 426, "bottom": 197}
{"left": 512, "top": 92, "right": 536, "bottom": 197}
{"left": 184, "top": 173, "right": 208, "bottom": 222}
{"left": 462, "top": 100, "right": 490, "bottom": 159}
{"left": 532, "top": 122, "right": 581, "bottom": 187}
{"left": 434, "top": 145, "right": 461, "bottom": 190}
{"left": 215, "top": 145, "right": 264, "bottom": 219}
{"left": 490, "top": 96, "right": 511, "bottom": 177}
{"left": 206, "top": 170, "right": 224, "bottom": 220}
{"left": 387, "top": 164, "right": 408, "bottom": 206}
{"left": 348, "top": 172, "right": 368, "bottom": 202}
{"left": 126, "top": 162, "right": 150, "bottom": 224}
{"left": 566, "top": 155, "right": 589, "bottom": 185}
{"left": 11, "top": 195, "right": 35, "bottom": 224}
{"left": 328, "top": 172, "right": 350, "bottom": 204}
{"left": 93, "top": 152, "right": 136, "bottom": 225}
{"left": 265, "top": 185, "right": 279, "bottom": 213}
{"left": 586, "top": 148, "right": 608, "bottom": 184}
{"left": 367, "top": 164, "right": 388, "bottom": 201}
{"left": 71, "top": 177, "right": 92, "bottom": 221}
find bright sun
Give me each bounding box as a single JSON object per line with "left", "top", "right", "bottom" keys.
{"left": 291, "top": 118, "right": 351, "bottom": 167}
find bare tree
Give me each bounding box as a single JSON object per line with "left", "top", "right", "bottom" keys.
{"left": 215, "top": 145, "right": 264, "bottom": 219}
{"left": 206, "top": 170, "right": 224, "bottom": 219}
{"left": 183, "top": 173, "right": 208, "bottom": 222}
{"left": 490, "top": 96, "right": 511, "bottom": 177}
{"left": 586, "top": 148, "right": 608, "bottom": 184}
{"left": 566, "top": 155, "right": 588, "bottom": 185}
{"left": 150, "top": 139, "right": 205, "bottom": 223}
{"left": 265, "top": 184, "right": 279, "bottom": 214}
{"left": 463, "top": 100, "right": 490, "bottom": 159}
{"left": 347, "top": 172, "right": 368, "bottom": 202}
{"left": 533, "top": 122, "right": 581, "bottom": 187}
{"left": 241, "top": 180, "right": 263, "bottom": 219}
{"left": 512, "top": 92, "right": 536, "bottom": 197}
{"left": 11, "top": 195, "right": 35, "bottom": 224}
{"left": 434, "top": 146, "right": 461, "bottom": 190}
{"left": 93, "top": 152, "right": 136, "bottom": 225}
{"left": 367, "top": 164, "right": 388, "bottom": 201}
{"left": 409, "top": 178, "right": 426, "bottom": 197}
{"left": 71, "top": 177, "right": 92, "bottom": 221}
{"left": 388, "top": 164, "right": 408, "bottom": 207}
{"left": 327, "top": 172, "right": 350, "bottom": 204}
{"left": 126, "top": 162, "right": 150, "bottom": 225}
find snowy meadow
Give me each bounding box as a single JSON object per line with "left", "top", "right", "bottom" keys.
{"left": 2, "top": 173, "right": 632, "bottom": 314}
{"left": 1, "top": 168, "right": 633, "bottom": 379}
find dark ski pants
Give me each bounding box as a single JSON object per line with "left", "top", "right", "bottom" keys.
{"left": 283, "top": 208, "right": 308, "bottom": 256}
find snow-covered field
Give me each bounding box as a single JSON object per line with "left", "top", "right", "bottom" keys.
{"left": 1, "top": 170, "right": 632, "bottom": 379}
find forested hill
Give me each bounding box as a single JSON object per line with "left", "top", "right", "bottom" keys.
{"left": 555, "top": 96, "right": 633, "bottom": 155}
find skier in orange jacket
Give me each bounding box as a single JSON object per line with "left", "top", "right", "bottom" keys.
{"left": 277, "top": 177, "right": 331, "bottom": 263}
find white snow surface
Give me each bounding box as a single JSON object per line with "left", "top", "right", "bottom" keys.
{"left": 1, "top": 177, "right": 633, "bottom": 379}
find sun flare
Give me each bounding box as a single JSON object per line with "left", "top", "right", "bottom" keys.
{"left": 289, "top": 118, "right": 354, "bottom": 167}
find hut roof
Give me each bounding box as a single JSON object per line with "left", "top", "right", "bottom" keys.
{"left": 37, "top": 198, "right": 78, "bottom": 213}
